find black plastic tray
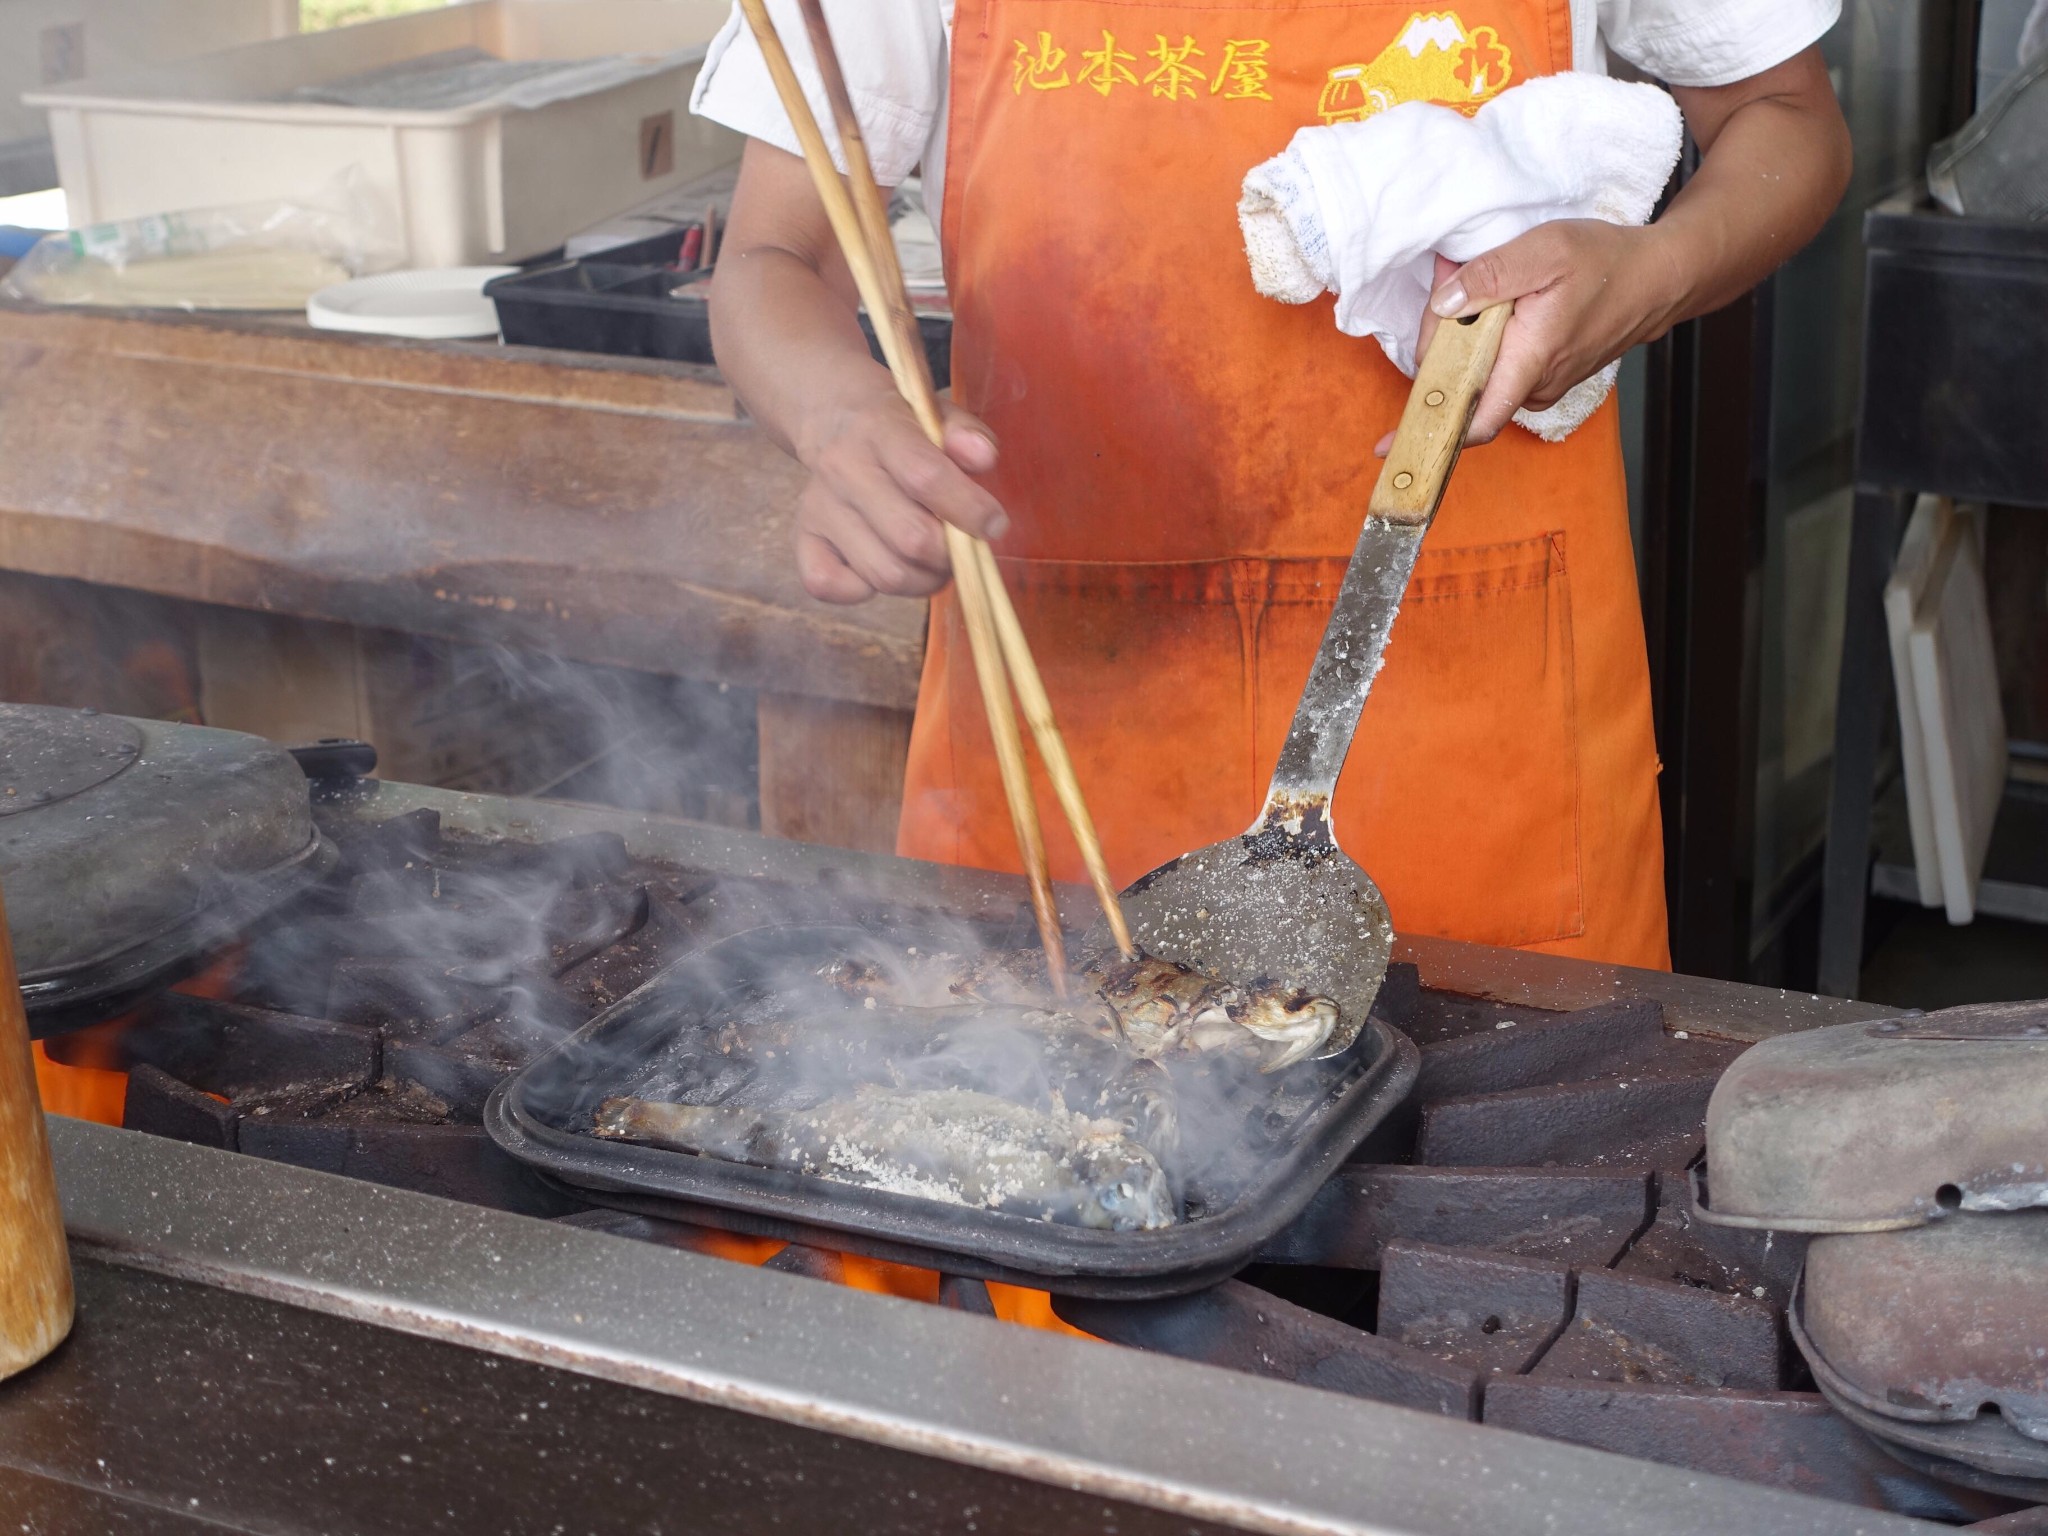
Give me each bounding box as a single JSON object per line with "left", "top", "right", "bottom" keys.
{"left": 486, "top": 924, "right": 1417, "bottom": 1297}
{"left": 486, "top": 227, "right": 952, "bottom": 386}
{"left": 1859, "top": 201, "right": 2048, "bottom": 509}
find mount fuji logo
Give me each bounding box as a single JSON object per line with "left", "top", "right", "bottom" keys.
{"left": 1316, "top": 11, "right": 1515, "bottom": 123}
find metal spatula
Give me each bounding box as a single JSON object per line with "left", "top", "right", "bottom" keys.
{"left": 1096, "top": 303, "right": 1512, "bottom": 1055}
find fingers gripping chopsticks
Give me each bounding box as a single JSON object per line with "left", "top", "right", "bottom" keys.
{"left": 735, "top": 0, "right": 1135, "bottom": 981}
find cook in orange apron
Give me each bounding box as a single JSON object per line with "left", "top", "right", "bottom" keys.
{"left": 898, "top": 0, "right": 1670, "bottom": 970}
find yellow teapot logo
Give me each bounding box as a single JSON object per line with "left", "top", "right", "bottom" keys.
{"left": 1317, "top": 12, "right": 1513, "bottom": 123}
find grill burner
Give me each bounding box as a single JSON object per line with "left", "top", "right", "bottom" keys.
{"left": 96, "top": 801, "right": 2044, "bottom": 1529}
{"left": 109, "top": 805, "right": 1021, "bottom": 1217}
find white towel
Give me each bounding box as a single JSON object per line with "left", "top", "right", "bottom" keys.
{"left": 1238, "top": 73, "right": 1683, "bottom": 441}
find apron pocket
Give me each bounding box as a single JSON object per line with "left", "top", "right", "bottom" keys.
{"left": 1321, "top": 532, "right": 1584, "bottom": 949}
{"left": 907, "top": 560, "right": 1305, "bottom": 886}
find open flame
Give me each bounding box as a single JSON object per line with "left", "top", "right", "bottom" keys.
{"left": 31, "top": 949, "right": 246, "bottom": 1127}
{"left": 631, "top": 1218, "right": 1088, "bottom": 1332}
{"left": 31, "top": 1036, "right": 127, "bottom": 1126}
{"left": 617, "top": 1216, "right": 1096, "bottom": 1330}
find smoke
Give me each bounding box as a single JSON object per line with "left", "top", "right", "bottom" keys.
{"left": 11, "top": 579, "right": 1359, "bottom": 1232}
{"left": 228, "top": 814, "right": 660, "bottom": 1077}
{"left": 581, "top": 921, "right": 1363, "bottom": 1228}
{"left": 422, "top": 643, "right": 761, "bottom": 828}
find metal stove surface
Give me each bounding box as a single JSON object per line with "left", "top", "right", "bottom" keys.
{"left": 35, "top": 776, "right": 2039, "bottom": 1533}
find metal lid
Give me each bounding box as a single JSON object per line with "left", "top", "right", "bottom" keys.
{"left": 0, "top": 707, "right": 144, "bottom": 814}
{"left": 1697, "top": 1005, "right": 2048, "bottom": 1232}
{"left": 0, "top": 704, "right": 333, "bottom": 1027}
{"left": 1794, "top": 1213, "right": 2048, "bottom": 1461}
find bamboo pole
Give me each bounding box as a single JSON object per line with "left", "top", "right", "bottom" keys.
{"left": 0, "top": 880, "right": 73, "bottom": 1379}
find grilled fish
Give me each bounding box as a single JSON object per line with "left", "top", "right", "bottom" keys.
{"left": 1082, "top": 953, "right": 1339, "bottom": 1072}
{"left": 821, "top": 948, "right": 1088, "bottom": 1013}
{"left": 824, "top": 947, "right": 1341, "bottom": 1072}
{"left": 594, "top": 1085, "right": 1175, "bottom": 1231}
{"left": 1222, "top": 987, "right": 1342, "bottom": 1070}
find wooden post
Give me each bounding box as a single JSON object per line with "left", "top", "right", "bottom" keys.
{"left": 756, "top": 693, "right": 913, "bottom": 855}
{"left": 0, "top": 880, "right": 73, "bottom": 1379}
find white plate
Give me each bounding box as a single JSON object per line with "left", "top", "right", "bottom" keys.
{"left": 307, "top": 266, "right": 517, "bottom": 339}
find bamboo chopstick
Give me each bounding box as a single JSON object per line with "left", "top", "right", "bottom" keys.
{"left": 738, "top": 0, "right": 1136, "bottom": 979}
{"left": 766, "top": 0, "right": 1066, "bottom": 987}
{"left": 970, "top": 542, "right": 1135, "bottom": 959}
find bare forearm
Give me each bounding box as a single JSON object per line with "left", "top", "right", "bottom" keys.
{"left": 1651, "top": 53, "right": 1854, "bottom": 328}
{"left": 709, "top": 240, "right": 894, "bottom": 462}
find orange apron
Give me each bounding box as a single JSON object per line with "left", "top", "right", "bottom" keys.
{"left": 900, "top": 0, "right": 1670, "bottom": 969}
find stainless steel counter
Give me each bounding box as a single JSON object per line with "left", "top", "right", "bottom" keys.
{"left": 27, "top": 1117, "right": 1935, "bottom": 1536}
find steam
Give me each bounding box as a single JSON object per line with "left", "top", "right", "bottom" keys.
{"left": 359, "top": 640, "right": 761, "bottom": 830}
{"left": 600, "top": 924, "right": 1362, "bottom": 1225}
{"left": 233, "top": 816, "right": 669, "bottom": 1085}
{"left": 21, "top": 601, "right": 1355, "bottom": 1226}
{"left": 200, "top": 633, "right": 762, "bottom": 1100}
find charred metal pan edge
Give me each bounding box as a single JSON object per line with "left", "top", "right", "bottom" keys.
{"left": 1818, "top": 1385, "right": 2048, "bottom": 1504}
{"left": 3, "top": 704, "right": 341, "bottom": 1032}
{"left": 1789, "top": 1271, "right": 2048, "bottom": 1438}
{"left": 488, "top": 1022, "right": 1417, "bottom": 1297}
{"left": 1788, "top": 1214, "right": 2048, "bottom": 1449}
{"left": 485, "top": 933, "right": 1419, "bottom": 1299}
{"left": 1689, "top": 1162, "right": 2048, "bottom": 1234}
{"left": 1687, "top": 1164, "right": 1927, "bottom": 1234}
{"left": 487, "top": 1021, "right": 1415, "bottom": 1299}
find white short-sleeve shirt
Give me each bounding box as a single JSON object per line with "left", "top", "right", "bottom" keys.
{"left": 691, "top": 0, "right": 1838, "bottom": 226}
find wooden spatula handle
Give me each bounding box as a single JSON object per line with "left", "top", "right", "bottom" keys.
{"left": 0, "top": 882, "right": 72, "bottom": 1380}
{"left": 1368, "top": 302, "right": 1513, "bottom": 529}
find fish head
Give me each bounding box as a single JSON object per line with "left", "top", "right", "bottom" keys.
{"left": 1231, "top": 987, "right": 1341, "bottom": 1071}
{"left": 1088, "top": 954, "right": 1237, "bottom": 1059}
{"left": 1070, "top": 1134, "right": 1177, "bottom": 1231}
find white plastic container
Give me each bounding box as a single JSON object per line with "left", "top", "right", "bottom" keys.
{"left": 25, "top": 0, "right": 741, "bottom": 267}
{"left": 0, "top": 0, "right": 296, "bottom": 192}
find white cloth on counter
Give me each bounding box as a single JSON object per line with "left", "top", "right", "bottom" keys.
{"left": 1237, "top": 73, "right": 1683, "bottom": 441}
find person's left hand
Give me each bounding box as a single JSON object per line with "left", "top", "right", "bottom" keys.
{"left": 1375, "top": 220, "right": 1686, "bottom": 453}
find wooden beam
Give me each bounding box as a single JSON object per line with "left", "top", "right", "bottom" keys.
{"left": 0, "top": 304, "right": 925, "bottom": 712}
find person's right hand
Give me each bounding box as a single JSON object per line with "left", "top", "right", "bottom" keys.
{"left": 792, "top": 388, "right": 1008, "bottom": 604}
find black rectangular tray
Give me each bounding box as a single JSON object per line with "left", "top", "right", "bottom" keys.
{"left": 486, "top": 226, "right": 953, "bottom": 387}
{"left": 1858, "top": 201, "right": 2048, "bottom": 509}
{"left": 486, "top": 924, "right": 1417, "bottom": 1297}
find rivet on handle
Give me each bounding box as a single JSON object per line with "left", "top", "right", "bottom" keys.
{"left": 1424, "top": 390, "right": 1445, "bottom": 407}
{"left": 1392, "top": 471, "right": 1415, "bottom": 490}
